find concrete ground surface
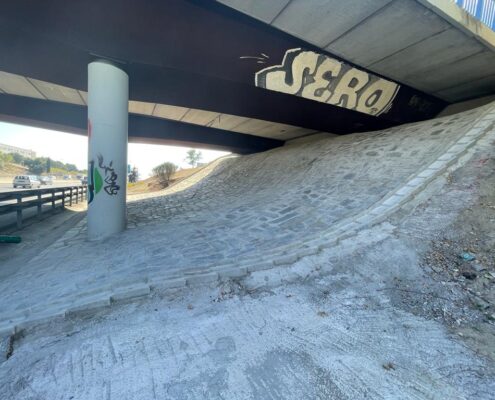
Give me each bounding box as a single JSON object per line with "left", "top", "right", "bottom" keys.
{"left": 0, "top": 103, "right": 494, "bottom": 398}
{"left": 0, "top": 205, "right": 86, "bottom": 280}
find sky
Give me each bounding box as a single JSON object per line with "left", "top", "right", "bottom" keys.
{"left": 0, "top": 122, "right": 229, "bottom": 178}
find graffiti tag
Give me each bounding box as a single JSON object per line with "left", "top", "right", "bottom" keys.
{"left": 255, "top": 48, "right": 400, "bottom": 116}
{"left": 97, "top": 154, "right": 120, "bottom": 196}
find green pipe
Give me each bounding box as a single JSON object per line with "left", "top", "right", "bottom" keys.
{"left": 0, "top": 235, "right": 22, "bottom": 243}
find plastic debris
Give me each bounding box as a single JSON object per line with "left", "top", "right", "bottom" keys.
{"left": 460, "top": 252, "right": 476, "bottom": 261}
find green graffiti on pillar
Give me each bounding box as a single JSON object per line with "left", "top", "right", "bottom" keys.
{"left": 94, "top": 166, "right": 103, "bottom": 194}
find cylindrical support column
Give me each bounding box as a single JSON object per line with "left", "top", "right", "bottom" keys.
{"left": 87, "top": 60, "right": 128, "bottom": 240}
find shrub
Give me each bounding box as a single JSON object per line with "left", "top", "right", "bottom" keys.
{"left": 152, "top": 162, "right": 177, "bottom": 187}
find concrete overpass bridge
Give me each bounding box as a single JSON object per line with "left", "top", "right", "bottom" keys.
{"left": 0, "top": 0, "right": 494, "bottom": 238}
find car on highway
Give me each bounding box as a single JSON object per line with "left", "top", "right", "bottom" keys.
{"left": 40, "top": 176, "right": 53, "bottom": 185}
{"left": 12, "top": 175, "right": 41, "bottom": 189}
{"left": 81, "top": 176, "right": 88, "bottom": 185}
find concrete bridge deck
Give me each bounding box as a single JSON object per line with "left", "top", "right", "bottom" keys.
{"left": 2, "top": 0, "right": 494, "bottom": 153}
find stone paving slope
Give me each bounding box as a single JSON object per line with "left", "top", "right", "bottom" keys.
{"left": 0, "top": 103, "right": 494, "bottom": 333}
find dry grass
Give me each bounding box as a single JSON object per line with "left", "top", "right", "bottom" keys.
{"left": 127, "top": 166, "right": 202, "bottom": 195}
{"left": 0, "top": 163, "right": 28, "bottom": 176}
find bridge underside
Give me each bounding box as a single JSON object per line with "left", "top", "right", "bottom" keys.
{"left": 0, "top": 0, "right": 493, "bottom": 152}
{"left": 218, "top": 0, "right": 495, "bottom": 103}
{"left": 0, "top": 93, "right": 283, "bottom": 154}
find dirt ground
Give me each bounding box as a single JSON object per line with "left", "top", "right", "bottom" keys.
{"left": 390, "top": 138, "right": 495, "bottom": 362}
{"left": 0, "top": 163, "right": 28, "bottom": 179}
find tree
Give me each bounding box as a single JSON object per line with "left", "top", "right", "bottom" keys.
{"left": 65, "top": 163, "right": 78, "bottom": 172}
{"left": 51, "top": 159, "right": 65, "bottom": 170}
{"left": 152, "top": 162, "right": 177, "bottom": 187}
{"left": 128, "top": 166, "right": 139, "bottom": 183}
{"left": 0, "top": 151, "right": 13, "bottom": 164}
{"left": 24, "top": 158, "right": 45, "bottom": 175}
{"left": 185, "top": 149, "right": 202, "bottom": 167}
{"left": 11, "top": 153, "right": 25, "bottom": 165}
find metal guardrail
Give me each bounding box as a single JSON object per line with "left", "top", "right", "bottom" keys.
{"left": 0, "top": 186, "right": 87, "bottom": 229}
{"left": 453, "top": 0, "right": 495, "bottom": 30}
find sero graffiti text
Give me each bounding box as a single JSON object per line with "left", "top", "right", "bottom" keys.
{"left": 255, "top": 48, "right": 400, "bottom": 116}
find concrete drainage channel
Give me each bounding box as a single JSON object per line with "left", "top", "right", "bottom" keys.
{"left": 1, "top": 105, "right": 494, "bottom": 355}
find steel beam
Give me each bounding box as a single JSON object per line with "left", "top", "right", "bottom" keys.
{"left": 0, "top": 93, "right": 283, "bottom": 154}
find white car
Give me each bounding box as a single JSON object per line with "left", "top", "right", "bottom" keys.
{"left": 13, "top": 175, "right": 41, "bottom": 189}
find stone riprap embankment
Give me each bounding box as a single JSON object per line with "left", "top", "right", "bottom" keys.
{"left": 0, "top": 102, "right": 494, "bottom": 334}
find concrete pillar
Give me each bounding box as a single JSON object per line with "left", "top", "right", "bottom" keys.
{"left": 87, "top": 60, "right": 128, "bottom": 240}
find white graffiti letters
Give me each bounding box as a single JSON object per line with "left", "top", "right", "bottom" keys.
{"left": 255, "top": 49, "right": 399, "bottom": 116}
{"left": 301, "top": 57, "right": 341, "bottom": 102}
{"left": 328, "top": 67, "right": 369, "bottom": 109}
{"left": 260, "top": 50, "right": 319, "bottom": 96}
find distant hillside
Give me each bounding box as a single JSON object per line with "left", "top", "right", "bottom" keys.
{"left": 128, "top": 166, "right": 202, "bottom": 195}
{"left": 0, "top": 162, "right": 84, "bottom": 178}
{"left": 0, "top": 162, "right": 28, "bottom": 176}
{"left": 0, "top": 151, "right": 85, "bottom": 178}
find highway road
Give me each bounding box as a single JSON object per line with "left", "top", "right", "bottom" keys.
{"left": 0, "top": 181, "right": 81, "bottom": 193}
